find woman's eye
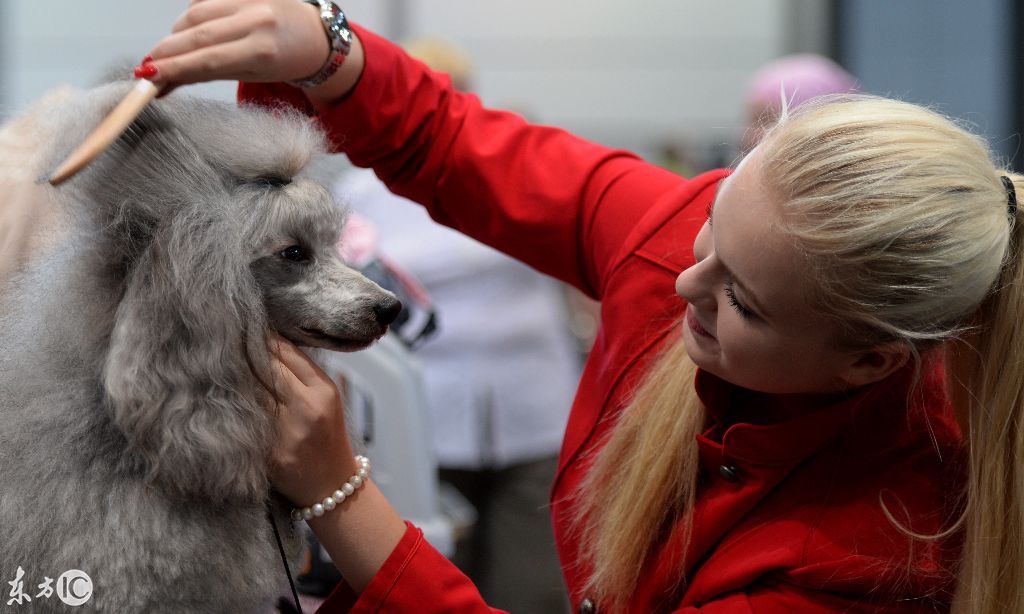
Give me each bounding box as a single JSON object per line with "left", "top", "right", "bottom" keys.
{"left": 724, "top": 282, "right": 754, "bottom": 319}
{"left": 280, "top": 245, "right": 309, "bottom": 262}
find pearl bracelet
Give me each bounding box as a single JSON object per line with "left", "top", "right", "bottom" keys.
{"left": 290, "top": 455, "right": 370, "bottom": 522}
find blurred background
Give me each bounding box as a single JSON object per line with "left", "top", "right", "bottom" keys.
{"left": 1, "top": 0, "right": 1020, "bottom": 170}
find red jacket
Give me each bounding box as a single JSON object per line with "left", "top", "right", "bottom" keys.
{"left": 240, "top": 25, "right": 964, "bottom": 613}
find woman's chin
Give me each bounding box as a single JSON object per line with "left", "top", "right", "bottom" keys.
{"left": 681, "top": 324, "right": 718, "bottom": 366}
{"left": 681, "top": 330, "right": 741, "bottom": 387}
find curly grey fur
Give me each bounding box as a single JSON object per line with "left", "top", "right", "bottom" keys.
{"left": 0, "top": 82, "right": 398, "bottom": 612}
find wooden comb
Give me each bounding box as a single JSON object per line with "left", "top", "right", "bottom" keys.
{"left": 47, "top": 80, "right": 160, "bottom": 186}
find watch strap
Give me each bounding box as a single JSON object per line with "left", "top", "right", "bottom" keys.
{"left": 287, "top": 0, "right": 354, "bottom": 88}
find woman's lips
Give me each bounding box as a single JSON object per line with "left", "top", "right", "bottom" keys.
{"left": 686, "top": 305, "right": 716, "bottom": 340}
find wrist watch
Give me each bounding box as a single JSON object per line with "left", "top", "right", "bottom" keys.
{"left": 288, "top": 0, "right": 354, "bottom": 88}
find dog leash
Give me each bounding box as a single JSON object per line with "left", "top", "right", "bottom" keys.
{"left": 266, "top": 501, "right": 304, "bottom": 614}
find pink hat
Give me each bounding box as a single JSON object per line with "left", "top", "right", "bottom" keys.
{"left": 747, "top": 54, "right": 858, "bottom": 111}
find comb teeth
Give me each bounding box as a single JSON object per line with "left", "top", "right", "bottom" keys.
{"left": 48, "top": 80, "right": 160, "bottom": 186}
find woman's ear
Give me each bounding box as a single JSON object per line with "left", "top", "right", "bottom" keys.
{"left": 102, "top": 216, "right": 274, "bottom": 504}
{"left": 838, "top": 341, "right": 912, "bottom": 388}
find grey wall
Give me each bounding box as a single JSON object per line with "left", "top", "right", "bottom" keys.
{"left": 836, "top": 0, "right": 1017, "bottom": 164}
{"left": 0, "top": 1, "right": 797, "bottom": 161}
{"left": 0, "top": 3, "right": 240, "bottom": 108}
{"left": 379, "top": 0, "right": 789, "bottom": 156}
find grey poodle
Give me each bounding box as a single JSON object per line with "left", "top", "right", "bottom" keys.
{"left": 0, "top": 81, "right": 399, "bottom": 612}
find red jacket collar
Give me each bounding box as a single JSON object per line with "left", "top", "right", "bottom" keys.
{"left": 693, "top": 365, "right": 923, "bottom": 467}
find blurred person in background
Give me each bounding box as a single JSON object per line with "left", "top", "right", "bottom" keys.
{"left": 333, "top": 38, "right": 577, "bottom": 613}
{"left": 649, "top": 55, "right": 856, "bottom": 188}
{"left": 742, "top": 54, "right": 859, "bottom": 152}
{"left": 653, "top": 142, "right": 697, "bottom": 178}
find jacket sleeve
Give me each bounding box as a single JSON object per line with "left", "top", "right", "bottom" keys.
{"left": 672, "top": 584, "right": 946, "bottom": 614}
{"left": 238, "top": 25, "right": 685, "bottom": 299}
{"left": 315, "top": 522, "right": 505, "bottom": 614}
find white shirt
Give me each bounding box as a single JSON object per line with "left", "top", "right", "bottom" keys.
{"left": 335, "top": 168, "right": 581, "bottom": 469}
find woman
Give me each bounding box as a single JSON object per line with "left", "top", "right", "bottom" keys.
{"left": 145, "top": 2, "right": 1022, "bottom": 612}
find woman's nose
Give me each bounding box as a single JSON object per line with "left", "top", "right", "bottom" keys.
{"left": 676, "top": 256, "right": 720, "bottom": 311}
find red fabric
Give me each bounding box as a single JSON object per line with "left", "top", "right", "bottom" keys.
{"left": 240, "top": 25, "right": 965, "bottom": 613}
{"left": 319, "top": 522, "right": 501, "bottom": 613}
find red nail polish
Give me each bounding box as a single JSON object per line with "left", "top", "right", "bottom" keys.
{"left": 134, "top": 64, "right": 158, "bottom": 79}
{"left": 142, "top": 55, "right": 154, "bottom": 64}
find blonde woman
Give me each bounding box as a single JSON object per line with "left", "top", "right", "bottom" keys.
{"left": 147, "top": 2, "right": 1020, "bottom": 612}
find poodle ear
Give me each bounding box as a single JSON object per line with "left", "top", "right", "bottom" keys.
{"left": 102, "top": 209, "right": 274, "bottom": 503}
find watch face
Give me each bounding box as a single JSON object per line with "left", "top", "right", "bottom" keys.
{"left": 326, "top": 5, "right": 353, "bottom": 54}
{"left": 308, "top": 0, "right": 331, "bottom": 17}
{"left": 287, "top": 0, "right": 351, "bottom": 86}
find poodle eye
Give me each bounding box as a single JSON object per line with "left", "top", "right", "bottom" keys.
{"left": 256, "top": 176, "right": 291, "bottom": 188}
{"left": 279, "top": 245, "right": 309, "bottom": 263}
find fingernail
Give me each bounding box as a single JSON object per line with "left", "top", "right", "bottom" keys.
{"left": 133, "top": 64, "right": 158, "bottom": 80}
{"left": 141, "top": 55, "right": 153, "bottom": 64}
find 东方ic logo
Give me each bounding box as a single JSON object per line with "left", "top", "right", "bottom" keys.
{"left": 56, "top": 570, "right": 93, "bottom": 606}
{"left": 6, "top": 566, "right": 93, "bottom": 607}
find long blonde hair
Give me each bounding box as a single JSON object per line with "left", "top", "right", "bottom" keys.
{"left": 576, "top": 95, "right": 1023, "bottom": 613}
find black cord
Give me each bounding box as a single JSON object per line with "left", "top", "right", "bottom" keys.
{"left": 266, "top": 501, "right": 304, "bottom": 614}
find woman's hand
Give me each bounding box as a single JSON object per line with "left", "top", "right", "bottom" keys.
{"left": 268, "top": 335, "right": 408, "bottom": 593}
{"left": 269, "top": 336, "right": 358, "bottom": 508}
{"left": 144, "top": 0, "right": 365, "bottom": 104}
{"left": 148, "top": 0, "right": 327, "bottom": 85}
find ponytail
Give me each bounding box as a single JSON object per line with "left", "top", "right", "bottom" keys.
{"left": 575, "top": 337, "right": 703, "bottom": 612}
{"left": 950, "top": 173, "right": 1024, "bottom": 614}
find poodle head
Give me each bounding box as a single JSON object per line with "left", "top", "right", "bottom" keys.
{"left": 245, "top": 178, "right": 401, "bottom": 352}
{"left": 43, "top": 82, "right": 397, "bottom": 501}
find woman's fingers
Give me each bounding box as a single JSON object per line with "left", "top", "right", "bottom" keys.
{"left": 270, "top": 349, "right": 301, "bottom": 401}
{"left": 172, "top": 0, "right": 238, "bottom": 34}
{"left": 267, "top": 341, "right": 355, "bottom": 505}
{"left": 147, "top": 0, "right": 327, "bottom": 86}
{"left": 154, "top": 15, "right": 252, "bottom": 62}
{"left": 149, "top": 39, "right": 271, "bottom": 86}
{"left": 271, "top": 338, "right": 326, "bottom": 388}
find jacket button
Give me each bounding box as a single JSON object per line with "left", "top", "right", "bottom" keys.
{"left": 579, "top": 597, "right": 597, "bottom": 613}
{"left": 719, "top": 464, "right": 741, "bottom": 482}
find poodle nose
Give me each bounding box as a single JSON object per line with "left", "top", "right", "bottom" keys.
{"left": 373, "top": 297, "right": 402, "bottom": 326}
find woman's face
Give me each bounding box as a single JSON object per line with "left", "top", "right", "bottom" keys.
{"left": 675, "top": 148, "right": 877, "bottom": 394}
